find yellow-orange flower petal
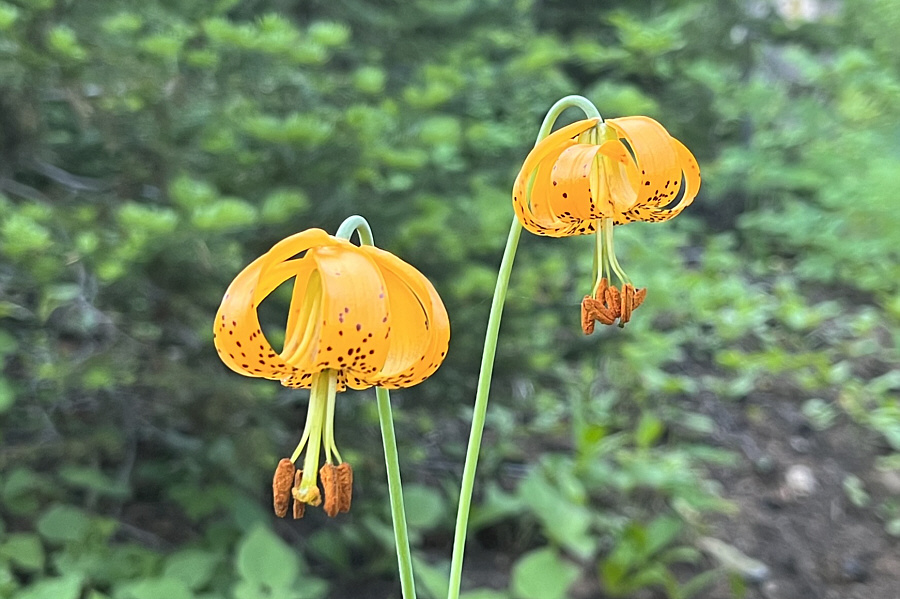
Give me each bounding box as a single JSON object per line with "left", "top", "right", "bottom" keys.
{"left": 512, "top": 118, "right": 599, "bottom": 237}
{"left": 512, "top": 116, "right": 700, "bottom": 235}
{"left": 360, "top": 245, "right": 450, "bottom": 389}
{"left": 213, "top": 228, "right": 449, "bottom": 391}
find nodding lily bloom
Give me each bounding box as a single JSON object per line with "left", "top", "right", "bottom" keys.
{"left": 512, "top": 116, "right": 700, "bottom": 331}
{"left": 213, "top": 228, "right": 449, "bottom": 517}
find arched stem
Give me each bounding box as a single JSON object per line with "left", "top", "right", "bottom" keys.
{"left": 446, "top": 95, "right": 602, "bottom": 599}
{"left": 335, "top": 214, "right": 375, "bottom": 246}
{"left": 335, "top": 214, "right": 416, "bottom": 598}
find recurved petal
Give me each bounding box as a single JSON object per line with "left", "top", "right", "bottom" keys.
{"left": 214, "top": 229, "right": 342, "bottom": 386}
{"left": 552, "top": 144, "right": 603, "bottom": 222}
{"left": 620, "top": 138, "right": 701, "bottom": 223}
{"left": 607, "top": 116, "right": 683, "bottom": 211}
{"left": 513, "top": 118, "right": 600, "bottom": 237}
{"left": 283, "top": 244, "right": 389, "bottom": 386}
{"left": 214, "top": 262, "right": 293, "bottom": 381}
{"left": 360, "top": 245, "right": 450, "bottom": 389}
{"left": 515, "top": 141, "right": 583, "bottom": 237}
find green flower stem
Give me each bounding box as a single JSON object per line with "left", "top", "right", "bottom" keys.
{"left": 446, "top": 217, "right": 521, "bottom": 599}
{"left": 376, "top": 386, "right": 417, "bottom": 599}
{"left": 335, "top": 215, "right": 416, "bottom": 598}
{"left": 446, "top": 95, "right": 602, "bottom": 599}
{"left": 335, "top": 214, "right": 375, "bottom": 246}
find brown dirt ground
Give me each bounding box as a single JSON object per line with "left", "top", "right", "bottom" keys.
{"left": 698, "top": 389, "right": 900, "bottom": 599}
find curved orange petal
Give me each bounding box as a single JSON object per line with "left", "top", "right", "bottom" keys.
{"left": 607, "top": 117, "right": 683, "bottom": 212}
{"left": 359, "top": 246, "right": 450, "bottom": 389}
{"left": 214, "top": 229, "right": 335, "bottom": 383}
{"left": 280, "top": 258, "right": 318, "bottom": 356}
{"left": 551, "top": 144, "right": 600, "bottom": 222}
{"left": 597, "top": 140, "right": 641, "bottom": 220}
{"left": 513, "top": 118, "right": 599, "bottom": 237}
{"left": 284, "top": 244, "right": 390, "bottom": 386}
{"left": 622, "top": 138, "right": 701, "bottom": 223}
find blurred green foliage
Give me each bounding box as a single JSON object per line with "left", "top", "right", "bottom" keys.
{"left": 1, "top": 0, "right": 900, "bottom": 598}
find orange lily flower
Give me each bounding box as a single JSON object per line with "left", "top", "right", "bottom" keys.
{"left": 213, "top": 227, "right": 449, "bottom": 517}
{"left": 512, "top": 116, "right": 700, "bottom": 330}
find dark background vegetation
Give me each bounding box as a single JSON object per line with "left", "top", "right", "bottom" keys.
{"left": 1, "top": 0, "right": 899, "bottom": 598}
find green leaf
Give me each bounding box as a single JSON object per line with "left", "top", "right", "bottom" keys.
{"left": 58, "top": 466, "right": 129, "bottom": 498}
{"left": 16, "top": 574, "right": 82, "bottom": 599}
{"left": 192, "top": 199, "right": 258, "bottom": 231}
{"left": 47, "top": 25, "right": 87, "bottom": 60}
{"left": 260, "top": 189, "right": 309, "bottom": 224}
{"left": 118, "top": 577, "right": 194, "bottom": 599}
{"left": 164, "top": 549, "right": 221, "bottom": 590}
{"left": 412, "top": 557, "right": 449, "bottom": 599}
{"left": 101, "top": 12, "right": 143, "bottom": 34}
{"left": 635, "top": 412, "right": 665, "bottom": 448}
{"left": 235, "top": 524, "right": 299, "bottom": 590}
{"left": 0, "top": 533, "right": 44, "bottom": 571}
{"left": 353, "top": 67, "right": 386, "bottom": 94}
{"left": 169, "top": 175, "right": 218, "bottom": 209}
{"left": 1, "top": 468, "right": 45, "bottom": 515}
{"left": 36, "top": 505, "right": 92, "bottom": 544}
{"left": 0, "top": 377, "right": 13, "bottom": 413}
{"left": 645, "top": 516, "right": 683, "bottom": 557}
{"left": 0, "top": 3, "right": 20, "bottom": 30}
{"left": 118, "top": 203, "right": 179, "bottom": 236}
{"left": 510, "top": 548, "right": 579, "bottom": 599}
{"left": 518, "top": 470, "right": 595, "bottom": 558}
{"left": 403, "top": 484, "right": 446, "bottom": 530}
{"left": 460, "top": 590, "right": 508, "bottom": 599}
{"left": 1, "top": 213, "right": 52, "bottom": 257}
{"left": 307, "top": 21, "right": 350, "bottom": 47}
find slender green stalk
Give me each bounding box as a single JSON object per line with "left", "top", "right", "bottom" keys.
{"left": 446, "top": 96, "right": 603, "bottom": 599}
{"left": 377, "top": 387, "right": 417, "bottom": 599}
{"left": 335, "top": 214, "right": 375, "bottom": 246}
{"left": 336, "top": 215, "right": 416, "bottom": 598}
{"left": 446, "top": 217, "right": 522, "bottom": 599}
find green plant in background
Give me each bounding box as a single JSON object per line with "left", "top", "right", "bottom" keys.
{"left": 2, "top": 0, "right": 900, "bottom": 598}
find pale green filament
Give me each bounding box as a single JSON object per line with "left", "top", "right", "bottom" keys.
{"left": 282, "top": 271, "right": 323, "bottom": 365}
{"left": 603, "top": 217, "right": 631, "bottom": 285}
{"left": 447, "top": 95, "right": 602, "bottom": 599}
{"left": 591, "top": 225, "right": 608, "bottom": 296}
{"left": 294, "top": 370, "right": 335, "bottom": 503}
{"left": 289, "top": 401, "right": 314, "bottom": 463}
{"left": 323, "top": 372, "right": 342, "bottom": 465}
